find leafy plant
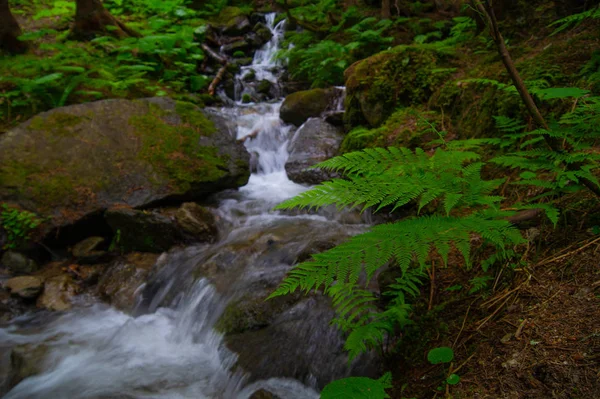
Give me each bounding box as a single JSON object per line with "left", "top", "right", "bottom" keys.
{"left": 427, "top": 346, "right": 460, "bottom": 390}
{"left": 0, "top": 204, "right": 43, "bottom": 249}
{"left": 321, "top": 372, "right": 393, "bottom": 399}
{"left": 271, "top": 147, "right": 525, "bottom": 360}
{"left": 549, "top": 6, "right": 600, "bottom": 36}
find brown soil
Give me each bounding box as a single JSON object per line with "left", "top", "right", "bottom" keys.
{"left": 389, "top": 208, "right": 600, "bottom": 399}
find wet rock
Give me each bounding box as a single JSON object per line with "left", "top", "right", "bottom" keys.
{"left": 249, "top": 389, "right": 281, "bottom": 399}
{"left": 72, "top": 236, "right": 107, "bottom": 263}
{"left": 0, "top": 97, "right": 250, "bottom": 235}
{"left": 4, "top": 276, "right": 43, "bottom": 299}
{"left": 175, "top": 203, "right": 218, "bottom": 242}
{"left": 0, "top": 251, "right": 38, "bottom": 275}
{"left": 285, "top": 118, "right": 344, "bottom": 184}
{"left": 97, "top": 253, "right": 159, "bottom": 312}
{"left": 9, "top": 344, "right": 49, "bottom": 388}
{"left": 222, "top": 39, "right": 252, "bottom": 55}
{"left": 105, "top": 208, "right": 184, "bottom": 253}
{"left": 280, "top": 88, "right": 342, "bottom": 126}
{"left": 216, "top": 292, "right": 302, "bottom": 335}
{"left": 324, "top": 111, "right": 345, "bottom": 127}
{"left": 226, "top": 297, "right": 380, "bottom": 390}
{"left": 257, "top": 79, "right": 273, "bottom": 96}
{"left": 254, "top": 22, "right": 273, "bottom": 44}
{"left": 37, "top": 275, "right": 80, "bottom": 311}
{"left": 235, "top": 57, "right": 254, "bottom": 67}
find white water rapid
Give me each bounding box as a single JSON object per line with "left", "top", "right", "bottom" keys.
{"left": 0, "top": 14, "right": 368, "bottom": 399}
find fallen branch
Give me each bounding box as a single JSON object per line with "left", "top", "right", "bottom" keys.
{"left": 208, "top": 64, "right": 228, "bottom": 96}
{"left": 201, "top": 44, "right": 227, "bottom": 65}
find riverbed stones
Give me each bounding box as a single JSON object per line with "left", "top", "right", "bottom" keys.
{"left": 249, "top": 389, "right": 281, "bottom": 399}
{"left": 3, "top": 276, "right": 43, "bottom": 299}
{"left": 280, "top": 88, "right": 343, "bottom": 126}
{"left": 285, "top": 118, "right": 344, "bottom": 184}
{"left": 0, "top": 97, "right": 250, "bottom": 235}
{"left": 175, "top": 203, "right": 218, "bottom": 242}
{"left": 37, "top": 275, "right": 79, "bottom": 311}
{"left": 0, "top": 251, "right": 38, "bottom": 275}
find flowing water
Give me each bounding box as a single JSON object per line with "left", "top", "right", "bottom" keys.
{"left": 0, "top": 14, "right": 369, "bottom": 398}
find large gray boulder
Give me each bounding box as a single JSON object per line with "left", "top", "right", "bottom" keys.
{"left": 0, "top": 98, "right": 250, "bottom": 233}
{"left": 285, "top": 118, "right": 344, "bottom": 184}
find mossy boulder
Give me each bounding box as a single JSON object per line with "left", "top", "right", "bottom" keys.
{"left": 0, "top": 97, "right": 250, "bottom": 232}
{"left": 340, "top": 107, "right": 450, "bottom": 153}
{"left": 280, "top": 88, "right": 343, "bottom": 126}
{"left": 210, "top": 7, "right": 251, "bottom": 36}
{"left": 344, "top": 46, "right": 452, "bottom": 128}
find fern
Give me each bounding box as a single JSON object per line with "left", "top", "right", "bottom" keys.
{"left": 271, "top": 147, "right": 525, "bottom": 360}
{"left": 549, "top": 6, "right": 600, "bottom": 36}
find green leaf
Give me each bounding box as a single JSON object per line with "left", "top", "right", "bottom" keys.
{"left": 446, "top": 374, "right": 460, "bottom": 385}
{"left": 321, "top": 375, "right": 391, "bottom": 399}
{"left": 535, "top": 87, "right": 590, "bottom": 100}
{"left": 33, "top": 73, "right": 64, "bottom": 85}
{"left": 427, "top": 347, "right": 454, "bottom": 364}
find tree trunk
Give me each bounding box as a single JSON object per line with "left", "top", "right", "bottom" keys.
{"left": 70, "top": 0, "right": 139, "bottom": 41}
{"left": 0, "top": 0, "right": 28, "bottom": 54}
{"left": 474, "top": 0, "right": 600, "bottom": 198}
{"left": 382, "top": 0, "right": 391, "bottom": 19}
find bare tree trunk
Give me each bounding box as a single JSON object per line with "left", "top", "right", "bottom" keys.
{"left": 0, "top": 0, "right": 28, "bottom": 54}
{"left": 473, "top": 0, "right": 600, "bottom": 198}
{"left": 382, "top": 0, "right": 391, "bottom": 19}
{"left": 70, "top": 0, "right": 139, "bottom": 41}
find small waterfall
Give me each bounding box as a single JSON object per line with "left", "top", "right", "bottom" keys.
{"left": 0, "top": 13, "right": 365, "bottom": 399}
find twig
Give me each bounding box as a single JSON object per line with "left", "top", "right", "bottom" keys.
{"left": 428, "top": 261, "right": 435, "bottom": 311}
{"left": 514, "top": 318, "right": 527, "bottom": 339}
{"left": 451, "top": 352, "right": 477, "bottom": 375}
{"left": 453, "top": 301, "right": 474, "bottom": 348}
{"left": 477, "top": 295, "right": 512, "bottom": 330}
{"left": 535, "top": 236, "right": 600, "bottom": 267}
{"left": 201, "top": 44, "right": 227, "bottom": 65}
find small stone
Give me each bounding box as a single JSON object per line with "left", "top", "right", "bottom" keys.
{"left": 501, "top": 332, "right": 514, "bottom": 344}
{"left": 37, "top": 275, "right": 79, "bottom": 311}
{"left": 4, "top": 276, "right": 44, "bottom": 299}
{"left": 249, "top": 389, "right": 281, "bottom": 399}
{"left": 72, "top": 236, "right": 107, "bottom": 263}
{"left": 175, "top": 203, "right": 218, "bottom": 242}
{"left": 1, "top": 251, "right": 38, "bottom": 275}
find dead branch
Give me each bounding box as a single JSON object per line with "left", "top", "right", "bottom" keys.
{"left": 208, "top": 64, "right": 228, "bottom": 96}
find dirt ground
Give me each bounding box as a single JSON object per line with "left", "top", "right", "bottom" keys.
{"left": 390, "top": 211, "right": 600, "bottom": 399}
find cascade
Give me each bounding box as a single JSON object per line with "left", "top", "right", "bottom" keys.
{"left": 0, "top": 14, "right": 367, "bottom": 398}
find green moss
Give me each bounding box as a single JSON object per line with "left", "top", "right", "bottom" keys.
{"left": 344, "top": 46, "right": 452, "bottom": 128}
{"left": 28, "top": 113, "right": 83, "bottom": 136}
{"left": 129, "top": 109, "right": 226, "bottom": 191}
{"left": 341, "top": 107, "right": 446, "bottom": 152}
{"left": 175, "top": 101, "right": 216, "bottom": 135}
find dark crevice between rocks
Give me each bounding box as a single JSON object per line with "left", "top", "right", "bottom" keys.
{"left": 42, "top": 210, "right": 112, "bottom": 257}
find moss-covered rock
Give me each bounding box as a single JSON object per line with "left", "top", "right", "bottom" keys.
{"left": 280, "top": 88, "right": 342, "bottom": 126}
{"left": 344, "top": 46, "right": 452, "bottom": 128}
{"left": 0, "top": 97, "right": 250, "bottom": 232}
{"left": 210, "top": 7, "right": 251, "bottom": 36}
{"left": 340, "top": 107, "right": 449, "bottom": 152}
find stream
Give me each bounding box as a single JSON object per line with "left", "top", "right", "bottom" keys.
{"left": 0, "top": 14, "right": 373, "bottom": 398}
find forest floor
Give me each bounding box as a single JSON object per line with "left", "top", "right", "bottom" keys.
{"left": 390, "top": 195, "right": 600, "bottom": 399}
